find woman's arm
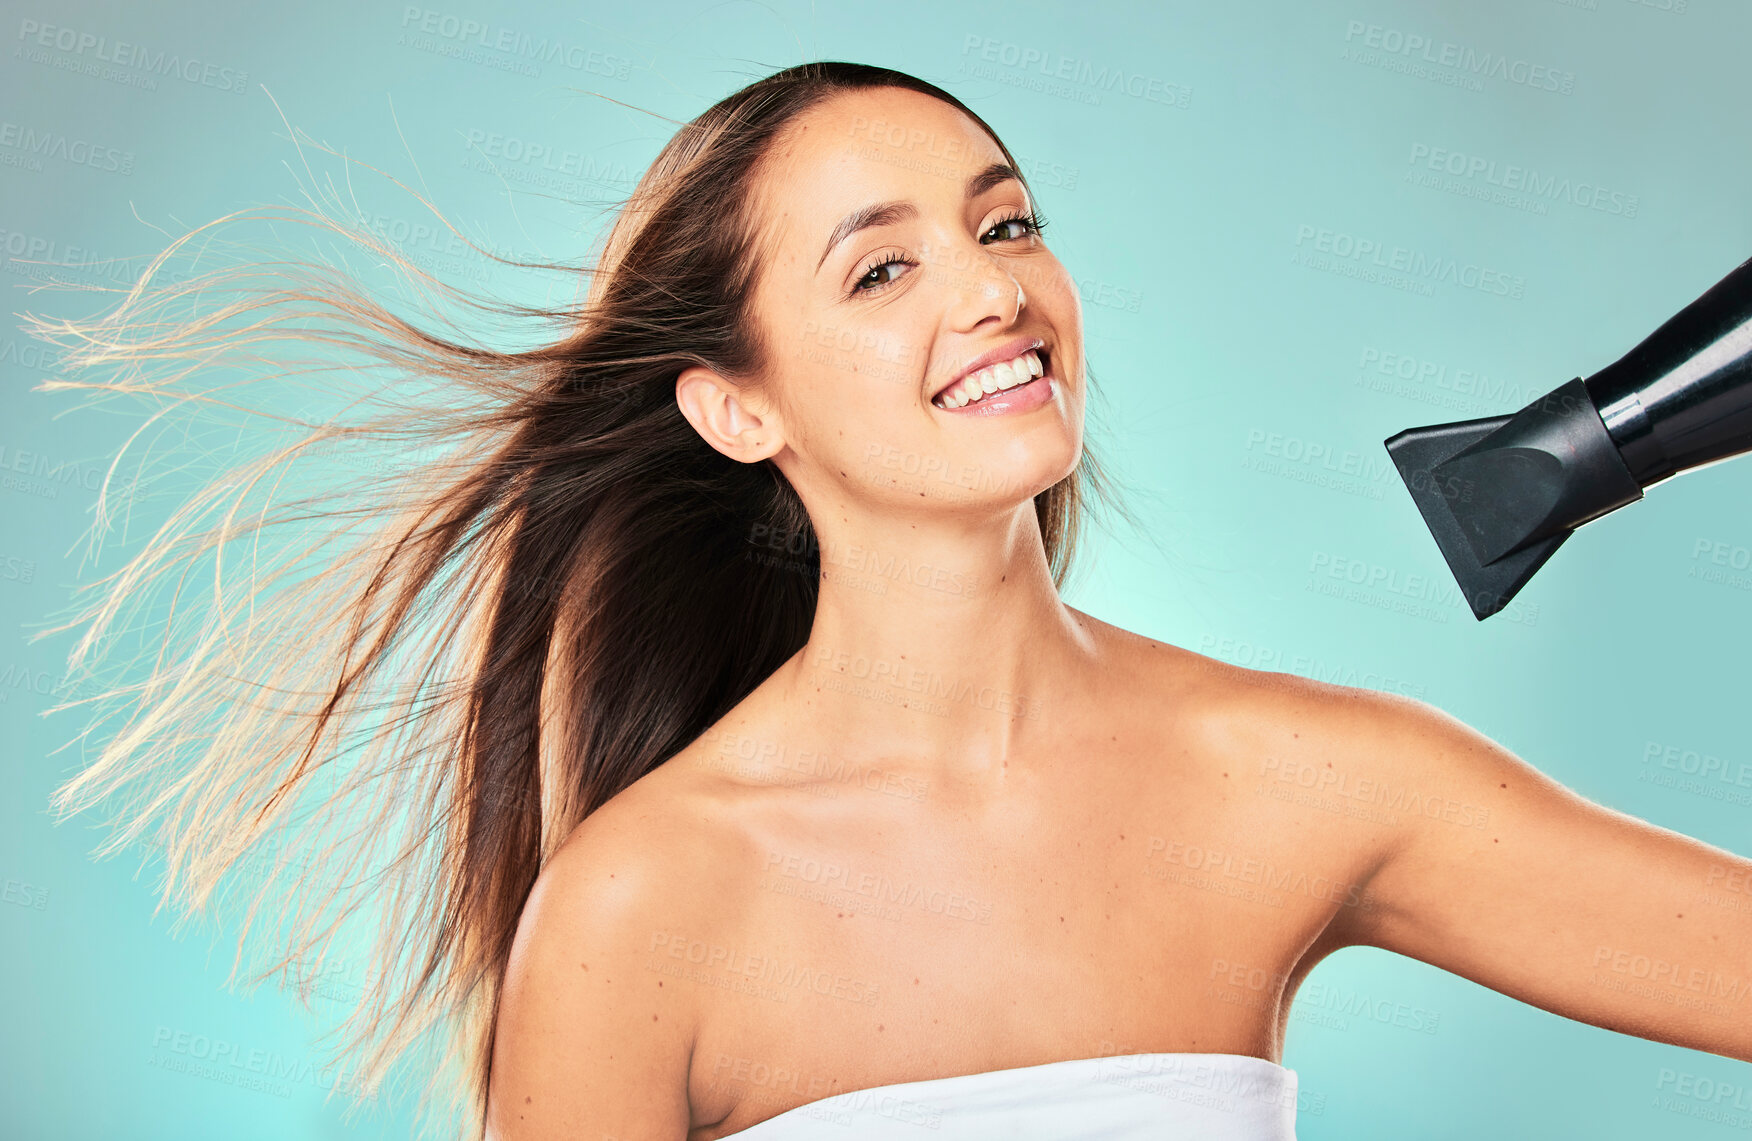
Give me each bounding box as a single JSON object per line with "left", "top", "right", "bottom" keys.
{"left": 1316, "top": 686, "right": 1752, "bottom": 1063}
{"left": 486, "top": 809, "right": 699, "bottom": 1140}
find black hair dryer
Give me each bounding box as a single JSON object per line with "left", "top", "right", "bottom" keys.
{"left": 1384, "top": 253, "right": 1752, "bottom": 621}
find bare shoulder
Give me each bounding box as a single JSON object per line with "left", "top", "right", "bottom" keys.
{"left": 487, "top": 764, "right": 757, "bottom": 1138}
{"left": 1163, "top": 650, "right": 1556, "bottom": 936}
{"left": 1079, "top": 609, "right": 1437, "bottom": 754}
{"left": 1079, "top": 610, "right": 1462, "bottom": 855}
{"left": 1070, "top": 608, "right": 1379, "bottom": 746}
{"left": 1144, "top": 632, "right": 1480, "bottom": 810}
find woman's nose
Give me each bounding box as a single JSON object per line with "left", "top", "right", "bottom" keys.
{"left": 936, "top": 242, "right": 1026, "bottom": 330}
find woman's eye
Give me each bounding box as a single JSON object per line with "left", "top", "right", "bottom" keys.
{"left": 984, "top": 214, "right": 1042, "bottom": 243}
{"left": 853, "top": 257, "right": 909, "bottom": 293}
{"left": 850, "top": 214, "right": 1045, "bottom": 296}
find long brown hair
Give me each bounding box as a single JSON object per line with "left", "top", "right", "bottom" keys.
{"left": 25, "top": 60, "right": 1128, "bottom": 1137}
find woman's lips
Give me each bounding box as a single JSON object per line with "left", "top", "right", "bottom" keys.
{"left": 934, "top": 364, "right": 1056, "bottom": 416}
{"left": 934, "top": 335, "right": 1046, "bottom": 403}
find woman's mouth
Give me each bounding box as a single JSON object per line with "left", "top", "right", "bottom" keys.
{"left": 932, "top": 348, "right": 1053, "bottom": 414}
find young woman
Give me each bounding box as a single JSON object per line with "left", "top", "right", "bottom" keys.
{"left": 35, "top": 61, "right": 1750, "bottom": 1141}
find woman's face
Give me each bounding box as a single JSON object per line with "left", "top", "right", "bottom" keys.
{"left": 682, "top": 85, "right": 1085, "bottom": 516}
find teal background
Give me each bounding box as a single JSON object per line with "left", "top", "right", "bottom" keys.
{"left": 4, "top": 0, "right": 1750, "bottom": 1137}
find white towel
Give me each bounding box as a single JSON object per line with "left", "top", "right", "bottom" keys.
{"left": 718, "top": 1052, "right": 1300, "bottom": 1139}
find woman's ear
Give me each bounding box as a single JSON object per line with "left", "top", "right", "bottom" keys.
{"left": 675, "top": 366, "right": 785, "bottom": 463}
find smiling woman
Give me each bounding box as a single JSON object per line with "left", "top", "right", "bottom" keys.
{"left": 23, "top": 58, "right": 1752, "bottom": 1141}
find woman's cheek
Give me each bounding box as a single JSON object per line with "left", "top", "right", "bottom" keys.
{"left": 1036, "top": 258, "right": 1082, "bottom": 312}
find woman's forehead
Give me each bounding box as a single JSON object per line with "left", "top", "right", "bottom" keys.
{"left": 757, "top": 90, "right": 1011, "bottom": 246}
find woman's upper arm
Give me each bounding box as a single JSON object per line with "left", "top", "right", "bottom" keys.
{"left": 1321, "top": 686, "right": 1752, "bottom": 1063}
{"left": 486, "top": 813, "right": 700, "bottom": 1140}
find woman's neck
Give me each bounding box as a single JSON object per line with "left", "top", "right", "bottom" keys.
{"left": 774, "top": 504, "right": 1100, "bottom": 783}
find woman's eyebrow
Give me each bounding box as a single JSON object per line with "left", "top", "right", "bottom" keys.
{"left": 814, "top": 161, "right": 1023, "bottom": 274}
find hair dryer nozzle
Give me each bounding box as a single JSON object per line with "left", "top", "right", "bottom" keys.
{"left": 1382, "top": 253, "right": 1752, "bottom": 622}
{"left": 1385, "top": 414, "right": 1563, "bottom": 620}
{"left": 1384, "top": 379, "right": 1643, "bottom": 620}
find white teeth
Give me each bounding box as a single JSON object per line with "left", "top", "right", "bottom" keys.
{"left": 934, "top": 349, "right": 1046, "bottom": 408}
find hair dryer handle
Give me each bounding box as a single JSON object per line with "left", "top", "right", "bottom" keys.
{"left": 1585, "top": 253, "right": 1752, "bottom": 487}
